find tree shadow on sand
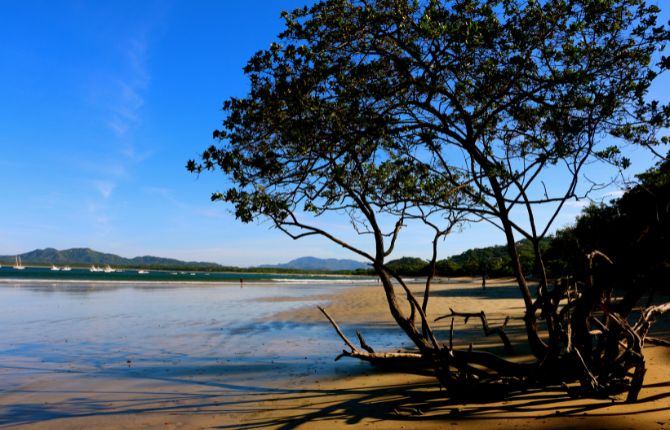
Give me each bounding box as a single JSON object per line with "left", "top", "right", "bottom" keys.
{"left": 2, "top": 359, "right": 669, "bottom": 429}
{"left": 209, "top": 377, "right": 670, "bottom": 430}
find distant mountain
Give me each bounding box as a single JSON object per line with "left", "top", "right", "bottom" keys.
{"left": 259, "top": 256, "right": 369, "bottom": 271}
{"left": 0, "top": 248, "right": 222, "bottom": 269}
{"left": 0, "top": 248, "right": 370, "bottom": 272}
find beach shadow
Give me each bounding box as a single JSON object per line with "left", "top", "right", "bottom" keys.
{"left": 4, "top": 358, "right": 668, "bottom": 430}
{"left": 204, "top": 377, "right": 670, "bottom": 430}
{"left": 429, "top": 283, "right": 531, "bottom": 300}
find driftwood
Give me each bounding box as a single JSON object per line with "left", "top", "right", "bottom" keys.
{"left": 633, "top": 303, "right": 670, "bottom": 343}
{"left": 318, "top": 306, "right": 535, "bottom": 377}
{"left": 435, "top": 308, "right": 514, "bottom": 353}
{"left": 318, "top": 288, "right": 670, "bottom": 402}
{"left": 317, "top": 306, "right": 427, "bottom": 365}
{"left": 646, "top": 336, "right": 670, "bottom": 346}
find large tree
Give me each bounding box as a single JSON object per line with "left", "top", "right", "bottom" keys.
{"left": 190, "top": 0, "right": 670, "bottom": 401}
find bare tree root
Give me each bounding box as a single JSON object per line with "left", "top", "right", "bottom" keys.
{"left": 633, "top": 302, "right": 670, "bottom": 343}
{"left": 317, "top": 306, "right": 428, "bottom": 367}
{"left": 319, "top": 293, "right": 670, "bottom": 404}
{"left": 646, "top": 336, "right": 670, "bottom": 346}
{"left": 318, "top": 306, "right": 534, "bottom": 380}
{"left": 435, "top": 308, "right": 514, "bottom": 353}
{"left": 556, "top": 301, "right": 670, "bottom": 402}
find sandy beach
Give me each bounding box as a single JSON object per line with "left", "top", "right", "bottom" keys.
{"left": 1, "top": 278, "right": 668, "bottom": 429}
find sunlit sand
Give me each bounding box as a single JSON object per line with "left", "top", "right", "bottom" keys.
{"left": 0, "top": 279, "right": 667, "bottom": 429}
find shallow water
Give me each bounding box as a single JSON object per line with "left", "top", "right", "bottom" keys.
{"left": 0, "top": 281, "right": 408, "bottom": 396}
{"left": 0, "top": 265, "right": 374, "bottom": 283}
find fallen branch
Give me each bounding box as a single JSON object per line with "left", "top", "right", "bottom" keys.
{"left": 633, "top": 302, "right": 670, "bottom": 344}
{"left": 573, "top": 347, "right": 600, "bottom": 392}
{"left": 356, "top": 330, "right": 375, "bottom": 353}
{"left": 436, "top": 308, "right": 514, "bottom": 353}
{"left": 318, "top": 305, "right": 426, "bottom": 365}
{"left": 646, "top": 336, "right": 670, "bottom": 347}
{"left": 318, "top": 305, "right": 357, "bottom": 352}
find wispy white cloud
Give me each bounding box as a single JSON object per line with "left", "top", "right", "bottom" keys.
{"left": 564, "top": 198, "right": 590, "bottom": 210}
{"left": 602, "top": 189, "right": 625, "bottom": 201}
{"left": 108, "top": 80, "right": 144, "bottom": 136}
{"left": 126, "top": 37, "right": 150, "bottom": 84}
{"left": 112, "top": 36, "right": 148, "bottom": 127}
{"left": 77, "top": 31, "right": 155, "bottom": 220}
{"left": 94, "top": 180, "right": 115, "bottom": 199}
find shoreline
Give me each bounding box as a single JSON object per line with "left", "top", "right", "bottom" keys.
{"left": 1, "top": 278, "right": 668, "bottom": 429}
{"left": 0, "top": 277, "right": 376, "bottom": 287}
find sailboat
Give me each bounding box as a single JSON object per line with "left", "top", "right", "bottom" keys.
{"left": 103, "top": 265, "right": 116, "bottom": 273}
{"left": 13, "top": 256, "right": 25, "bottom": 270}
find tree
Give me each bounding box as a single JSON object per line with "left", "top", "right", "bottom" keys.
{"left": 547, "top": 154, "right": 670, "bottom": 298}
{"left": 190, "top": 0, "right": 670, "bottom": 401}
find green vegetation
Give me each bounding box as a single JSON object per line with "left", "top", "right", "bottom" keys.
{"left": 387, "top": 156, "right": 670, "bottom": 288}
{"left": 191, "top": 0, "right": 670, "bottom": 403}
{"left": 544, "top": 156, "right": 670, "bottom": 295}
{"left": 0, "top": 248, "right": 372, "bottom": 275}
{"left": 0, "top": 248, "right": 218, "bottom": 270}
{"left": 383, "top": 155, "right": 670, "bottom": 291}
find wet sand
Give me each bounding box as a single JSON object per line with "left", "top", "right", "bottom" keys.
{"left": 1, "top": 279, "right": 668, "bottom": 429}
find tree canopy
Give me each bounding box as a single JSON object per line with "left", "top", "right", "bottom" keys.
{"left": 545, "top": 154, "right": 670, "bottom": 294}
{"left": 190, "top": 0, "right": 670, "bottom": 403}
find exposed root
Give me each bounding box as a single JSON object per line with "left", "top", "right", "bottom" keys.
{"left": 646, "top": 336, "right": 670, "bottom": 346}
{"left": 435, "top": 308, "right": 514, "bottom": 353}
{"left": 633, "top": 302, "right": 670, "bottom": 344}
{"left": 318, "top": 305, "right": 427, "bottom": 365}
{"left": 318, "top": 295, "right": 670, "bottom": 403}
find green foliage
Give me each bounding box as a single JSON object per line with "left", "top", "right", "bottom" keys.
{"left": 381, "top": 239, "right": 550, "bottom": 278}
{"left": 433, "top": 239, "right": 547, "bottom": 278}
{"left": 385, "top": 256, "right": 430, "bottom": 276}
{"left": 186, "top": 2, "right": 670, "bottom": 395}
{"left": 545, "top": 155, "right": 670, "bottom": 291}
{"left": 193, "top": 1, "right": 667, "bottom": 208}
{"left": 189, "top": 0, "right": 669, "bottom": 291}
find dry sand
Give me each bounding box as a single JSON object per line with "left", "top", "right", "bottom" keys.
{"left": 2, "top": 278, "right": 669, "bottom": 429}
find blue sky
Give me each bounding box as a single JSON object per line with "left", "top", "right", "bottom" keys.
{"left": 0, "top": 1, "right": 668, "bottom": 266}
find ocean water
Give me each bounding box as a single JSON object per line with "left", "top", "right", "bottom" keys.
{"left": 0, "top": 265, "right": 371, "bottom": 283}
{"left": 0, "top": 278, "right": 409, "bottom": 394}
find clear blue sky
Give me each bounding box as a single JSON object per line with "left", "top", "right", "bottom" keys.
{"left": 0, "top": 1, "right": 667, "bottom": 266}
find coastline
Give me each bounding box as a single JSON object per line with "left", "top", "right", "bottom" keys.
{"left": 1, "top": 278, "right": 668, "bottom": 429}
{"left": 0, "top": 265, "right": 378, "bottom": 287}
{"left": 0, "top": 277, "right": 375, "bottom": 287}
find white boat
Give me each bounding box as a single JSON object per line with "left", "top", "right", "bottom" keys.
{"left": 103, "top": 265, "right": 116, "bottom": 273}
{"left": 13, "top": 256, "right": 25, "bottom": 270}
{"left": 62, "top": 266, "right": 72, "bottom": 271}
{"left": 51, "top": 265, "right": 61, "bottom": 271}
{"left": 138, "top": 269, "right": 149, "bottom": 274}
{"left": 90, "top": 265, "right": 102, "bottom": 272}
